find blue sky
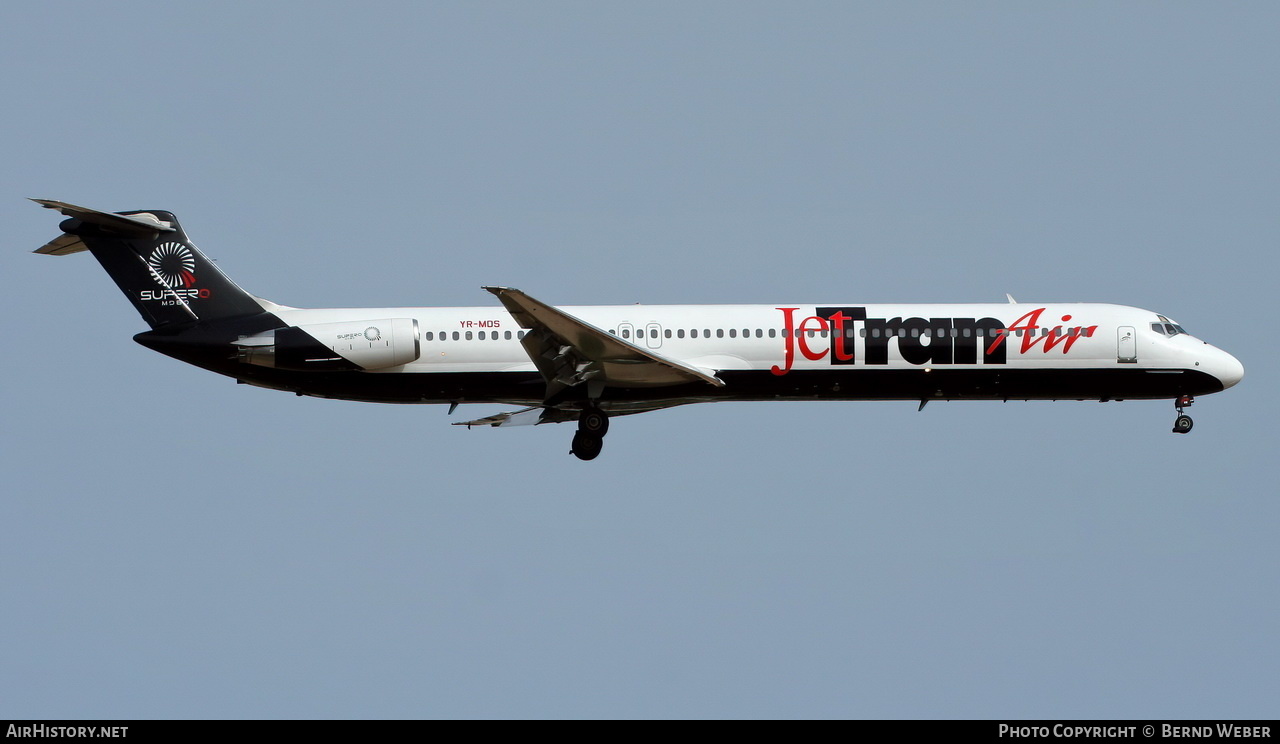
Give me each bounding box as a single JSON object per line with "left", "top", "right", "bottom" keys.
{"left": 2, "top": 2, "right": 1276, "bottom": 718}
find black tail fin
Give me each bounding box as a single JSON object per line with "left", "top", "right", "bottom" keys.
{"left": 33, "top": 200, "right": 266, "bottom": 329}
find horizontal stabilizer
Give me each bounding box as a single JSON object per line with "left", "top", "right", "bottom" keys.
{"left": 30, "top": 199, "right": 176, "bottom": 243}
{"left": 34, "top": 232, "right": 89, "bottom": 256}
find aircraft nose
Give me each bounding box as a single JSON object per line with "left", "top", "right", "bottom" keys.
{"left": 1203, "top": 346, "right": 1245, "bottom": 390}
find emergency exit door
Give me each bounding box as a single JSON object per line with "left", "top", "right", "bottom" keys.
{"left": 1117, "top": 326, "right": 1137, "bottom": 363}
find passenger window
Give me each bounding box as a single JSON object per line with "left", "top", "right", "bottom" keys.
{"left": 465, "top": 331, "right": 473, "bottom": 340}
{"left": 677, "top": 329, "right": 685, "bottom": 338}
{"left": 665, "top": 329, "right": 672, "bottom": 338}
{"left": 518, "top": 331, "right": 526, "bottom": 339}
{"left": 690, "top": 329, "right": 698, "bottom": 338}
{"left": 756, "top": 329, "right": 763, "bottom": 338}
{"left": 424, "top": 331, "right": 433, "bottom": 341}
{"left": 505, "top": 331, "right": 512, "bottom": 340}
{"left": 768, "top": 329, "right": 776, "bottom": 338}
{"left": 622, "top": 329, "right": 630, "bottom": 339}
{"left": 716, "top": 329, "right": 724, "bottom": 338}
{"left": 452, "top": 331, "right": 460, "bottom": 340}
{"left": 478, "top": 331, "right": 486, "bottom": 340}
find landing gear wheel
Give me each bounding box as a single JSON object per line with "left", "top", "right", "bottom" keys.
{"left": 571, "top": 431, "right": 604, "bottom": 461}
{"left": 1172, "top": 395, "right": 1195, "bottom": 434}
{"left": 579, "top": 407, "right": 609, "bottom": 436}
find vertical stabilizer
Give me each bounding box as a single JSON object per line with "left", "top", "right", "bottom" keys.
{"left": 32, "top": 200, "right": 265, "bottom": 329}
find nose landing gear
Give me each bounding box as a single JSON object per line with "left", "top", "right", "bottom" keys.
{"left": 1172, "top": 395, "right": 1194, "bottom": 434}
{"left": 570, "top": 406, "right": 609, "bottom": 460}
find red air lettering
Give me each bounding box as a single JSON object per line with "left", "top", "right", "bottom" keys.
{"left": 985, "top": 308, "right": 1097, "bottom": 356}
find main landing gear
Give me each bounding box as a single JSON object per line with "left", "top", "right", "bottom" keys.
{"left": 1172, "top": 395, "right": 1194, "bottom": 435}
{"left": 570, "top": 406, "right": 609, "bottom": 461}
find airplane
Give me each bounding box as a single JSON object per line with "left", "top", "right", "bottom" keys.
{"left": 32, "top": 199, "right": 1244, "bottom": 460}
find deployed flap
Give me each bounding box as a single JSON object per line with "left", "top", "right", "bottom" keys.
{"left": 30, "top": 199, "right": 176, "bottom": 239}
{"left": 454, "top": 399, "right": 694, "bottom": 429}
{"left": 453, "top": 407, "right": 576, "bottom": 428}
{"left": 483, "top": 286, "right": 724, "bottom": 397}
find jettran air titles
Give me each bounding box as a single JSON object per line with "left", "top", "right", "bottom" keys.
{"left": 770, "top": 306, "right": 1099, "bottom": 375}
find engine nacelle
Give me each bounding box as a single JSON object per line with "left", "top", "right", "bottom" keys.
{"left": 236, "top": 318, "right": 420, "bottom": 371}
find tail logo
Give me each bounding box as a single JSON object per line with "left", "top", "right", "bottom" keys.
{"left": 147, "top": 242, "right": 198, "bottom": 288}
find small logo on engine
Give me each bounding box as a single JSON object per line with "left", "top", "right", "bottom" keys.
{"left": 364, "top": 327, "right": 381, "bottom": 341}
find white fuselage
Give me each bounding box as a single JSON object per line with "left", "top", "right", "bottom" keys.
{"left": 269, "top": 301, "right": 1243, "bottom": 392}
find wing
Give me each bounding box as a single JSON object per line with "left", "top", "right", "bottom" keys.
{"left": 483, "top": 286, "right": 724, "bottom": 400}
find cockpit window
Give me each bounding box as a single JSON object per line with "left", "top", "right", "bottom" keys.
{"left": 1152, "top": 321, "right": 1189, "bottom": 337}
